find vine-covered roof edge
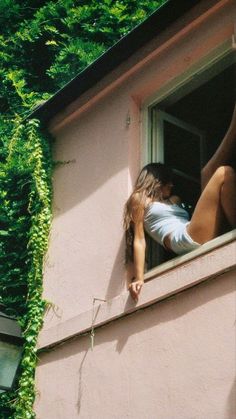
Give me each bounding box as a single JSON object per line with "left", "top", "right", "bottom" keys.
{"left": 28, "top": 0, "right": 203, "bottom": 125}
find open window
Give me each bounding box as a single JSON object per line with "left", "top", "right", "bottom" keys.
{"left": 151, "top": 110, "right": 206, "bottom": 211}
{"left": 146, "top": 52, "right": 236, "bottom": 270}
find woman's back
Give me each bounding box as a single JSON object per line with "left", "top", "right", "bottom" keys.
{"left": 144, "top": 201, "right": 189, "bottom": 246}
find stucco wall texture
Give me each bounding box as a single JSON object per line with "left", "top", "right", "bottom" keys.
{"left": 35, "top": 271, "right": 236, "bottom": 419}
{"left": 42, "top": 0, "right": 235, "bottom": 329}
{"left": 35, "top": 1, "right": 236, "bottom": 418}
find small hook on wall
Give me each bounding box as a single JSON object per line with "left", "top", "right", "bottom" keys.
{"left": 126, "top": 112, "right": 131, "bottom": 127}
{"left": 90, "top": 297, "right": 107, "bottom": 350}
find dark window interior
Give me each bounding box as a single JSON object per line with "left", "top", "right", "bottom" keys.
{"left": 165, "top": 62, "right": 236, "bottom": 208}
{"left": 163, "top": 120, "right": 202, "bottom": 210}
{"left": 166, "top": 63, "right": 236, "bottom": 163}
{"left": 147, "top": 63, "right": 236, "bottom": 270}
{"left": 164, "top": 122, "right": 201, "bottom": 178}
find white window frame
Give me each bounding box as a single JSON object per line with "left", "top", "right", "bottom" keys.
{"left": 140, "top": 37, "right": 235, "bottom": 270}
{"left": 141, "top": 38, "right": 236, "bottom": 165}
{"left": 151, "top": 109, "right": 206, "bottom": 183}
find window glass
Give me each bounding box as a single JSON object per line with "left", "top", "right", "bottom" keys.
{"left": 147, "top": 61, "right": 235, "bottom": 269}
{"left": 164, "top": 121, "right": 201, "bottom": 178}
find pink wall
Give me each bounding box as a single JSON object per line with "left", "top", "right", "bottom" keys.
{"left": 35, "top": 1, "right": 236, "bottom": 417}
{"left": 42, "top": 0, "right": 236, "bottom": 329}
{"left": 43, "top": 91, "right": 130, "bottom": 325}
{"left": 36, "top": 271, "right": 236, "bottom": 419}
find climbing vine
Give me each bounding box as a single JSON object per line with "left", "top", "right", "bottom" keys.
{"left": 0, "top": 1, "right": 167, "bottom": 417}
{"left": 0, "top": 118, "right": 52, "bottom": 418}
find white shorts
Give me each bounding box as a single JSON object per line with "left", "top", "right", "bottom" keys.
{"left": 168, "top": 222, "right": 200, "bottom": 255}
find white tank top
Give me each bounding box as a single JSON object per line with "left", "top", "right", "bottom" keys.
{"left": 144, "top": 201, "right": 189, "bottom": 245}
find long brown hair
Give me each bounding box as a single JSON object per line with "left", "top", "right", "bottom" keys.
{"left": 123, "top": 163, "right": 173, "bottom": 262}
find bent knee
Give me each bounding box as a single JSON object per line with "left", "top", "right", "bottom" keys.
{"left": 214, "top": 165, "right": 235, "bottom": 182}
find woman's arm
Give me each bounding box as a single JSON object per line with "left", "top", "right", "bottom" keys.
{"left": 129, "top": 219, "right": 146, "bottom": 301}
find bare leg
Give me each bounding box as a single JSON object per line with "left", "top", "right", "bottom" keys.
{"left": 221, "top": 168, "right": 236, "bottom": 226}
{"left": 202, "top": 103, "right": 236, "bottom": 189}
{"left": 188, "top": 166, "right": 236, "bottom": 244}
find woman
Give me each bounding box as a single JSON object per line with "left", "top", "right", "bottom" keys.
{"left": 124, "top": 104, "right": 236, "bottom": 301}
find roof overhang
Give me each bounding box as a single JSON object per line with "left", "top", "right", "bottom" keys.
{"left": 29, "top": 0, "right": 209, "bottom": 125}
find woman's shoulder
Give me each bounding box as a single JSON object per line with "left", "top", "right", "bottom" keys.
{"left": 169, "top": 195, "right": 181, "bottom": 205}
{"left": 130, "top": 192, "right": 152, "bottom": 207}
{"left": 128, "top": 192, "right": 147, "bottom": 223}
{"left": 129, "top": 192, "right": 143, "bottom": 207}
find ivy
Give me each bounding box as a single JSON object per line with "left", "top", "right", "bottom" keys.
{"left": 0, "top": 0, "right": 168, "bottom": 113}
{"left": 0, "top": 119, "right": 52, "bottom": 418}
{"left": 0, "top": 1, "right": 167, "bottom": 417}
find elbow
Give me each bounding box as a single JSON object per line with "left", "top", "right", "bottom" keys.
{"left": 133, "top": 237, "right": 146, "bottom": 250}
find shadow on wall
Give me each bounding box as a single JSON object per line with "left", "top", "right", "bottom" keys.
{"left": 38, "top": 271, "right": 235, "bottom": 417}
{"left": 49, "top": 91, "right": 138, "bottom": 303}
{"left": 52, "top": 90, "right": 130, "bottom": 216}
{"left": 76, "top": 349, "right": 89, "bottom": 416}
{"left": 105, "top": 236, "right": 127, "bottom": 301}
{"left": 39, "top": 269, "right": 235, "bottom": 364}
{"left": 226, "top": 379, "right": 236, "bottom": 419}
{"left": 116, "top": 269, "right": 236, "bottom": 353}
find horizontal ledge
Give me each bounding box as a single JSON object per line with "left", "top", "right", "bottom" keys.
{"left": 38, "top": 233, "right": 236, "bottom": 350}
{"left": 145, "top": 230, "right": 236, "bottom": 280}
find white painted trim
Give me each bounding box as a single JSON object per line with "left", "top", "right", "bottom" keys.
{"left": 145, "top": 229, "right": 236, "bottom": 280}
{"left": 140, "top": 104, "right": 150, "bottom": 167}
{"left": 151, "top": 110, "right": 206, "bottom": 171}
{"left": 141, "top": 38, "right": 235, "bottom": 164}
{"left": 152, "top": 110, "right": 164, "bottom": 163}
{"left": 38, "top": 231, "right": 236, "bottom": 350}
{"left": 143, "top": 39, "right": 235, "bottom": 110}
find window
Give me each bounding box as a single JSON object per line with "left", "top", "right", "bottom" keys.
{"left": 151, "top": 110, "right": 205, "bottom": 210}
{"left": 145, "top": 51, "right": 236, "bottom": 270}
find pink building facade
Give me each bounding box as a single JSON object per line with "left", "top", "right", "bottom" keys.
{"left": 34, "top": 0, "right": 236, "bottom": 417}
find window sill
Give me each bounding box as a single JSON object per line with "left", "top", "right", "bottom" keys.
{"left": 145, "top": 229, "right": 236, "bottom": 281}
{"left": 38, "top": 230, "right": 236, "bottom": 350}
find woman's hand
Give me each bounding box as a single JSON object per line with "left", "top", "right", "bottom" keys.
{"left": 129, "top": 279, "right": 144, "bottom": 302}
